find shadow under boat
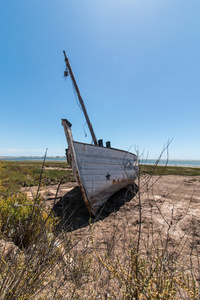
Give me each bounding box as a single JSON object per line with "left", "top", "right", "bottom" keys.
{"left": 53, "top": 183, "right": 139, "bottom": 232}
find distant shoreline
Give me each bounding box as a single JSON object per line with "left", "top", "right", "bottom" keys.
{"left": 0, "top": 156, "right": 66, "bottom": 162}
{"left": 0, "top": 156, "right": 200, "bottom": 168}
{"left": 0, "top": 156, "right": 65, "bottom": 159}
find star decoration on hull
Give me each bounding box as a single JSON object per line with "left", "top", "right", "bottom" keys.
{"left": 106, "top": 173, "right": 111, "bottom": 181}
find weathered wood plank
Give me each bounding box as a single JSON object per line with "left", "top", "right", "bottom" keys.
{"left": 73, "top": 141, "right": 138, "bottom": 213}
{"left": 80, "top": 171, "right": 135, "bottom": 181}
{"left": 78, "top": 169, "right": 134, "bottom": 177}
{"left": 74, "top": 142, "right": 137, "bottom": 160}
{"left": 77, "top": 156, "right": 136, "bottom": 166}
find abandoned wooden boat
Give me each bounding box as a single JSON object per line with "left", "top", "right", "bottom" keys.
{"left": 62, "top": 51, "right": 138, "bottom": 215}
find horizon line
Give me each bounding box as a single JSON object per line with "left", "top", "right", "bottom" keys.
{"left": 0, "top": 156, "right": 199, "bottom": 161}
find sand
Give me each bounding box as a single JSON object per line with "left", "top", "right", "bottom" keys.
{"left": 21, "top": 174, "right": 200, "bottom": 253}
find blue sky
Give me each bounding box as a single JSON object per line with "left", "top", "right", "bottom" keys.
{"left": 0, "top": 0, "right": 200, "bottom": 159}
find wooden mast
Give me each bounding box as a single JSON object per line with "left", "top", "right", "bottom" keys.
{"left": 63, "top": 50, "right": 98, "bottom": 146}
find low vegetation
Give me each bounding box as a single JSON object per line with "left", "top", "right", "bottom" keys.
{"left": 0, "top": 160, "right": 74, "bottom": 194}
{"left": 140, "top": 164, "right": 200, "bottom": 176}
{"left": 0, "top": 159, "right": 199, "bottom": 299}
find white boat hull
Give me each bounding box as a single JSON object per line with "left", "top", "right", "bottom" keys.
{"left": 62, "top": 119, "right": 138, "bottom": 215}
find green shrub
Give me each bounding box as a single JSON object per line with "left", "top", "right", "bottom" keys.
{"left": 0, "top": 191, "right": 55, "bottom": 248}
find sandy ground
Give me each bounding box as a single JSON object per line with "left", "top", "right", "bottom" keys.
{"left": 20, "top": 174, "right": 200, "bottom": 297}
{"left": 22, "top": 174, "right": 200, "bottom": 254}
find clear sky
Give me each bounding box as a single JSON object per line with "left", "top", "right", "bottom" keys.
{"left": 0, "top": 0, "right": 200, "bottom": 159}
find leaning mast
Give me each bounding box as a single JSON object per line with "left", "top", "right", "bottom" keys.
{"left": 63, "top": 50, "right": 98, "bottom": 146}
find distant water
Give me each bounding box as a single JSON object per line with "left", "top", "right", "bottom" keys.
{"left": 142, "top": 159, "right": 200, "bottom": 168}
{"left": 0, "top": 156, "right": 200, "bottom": 167}
{"left": 0, "top": 156, "right": 66, "bottom": 162}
